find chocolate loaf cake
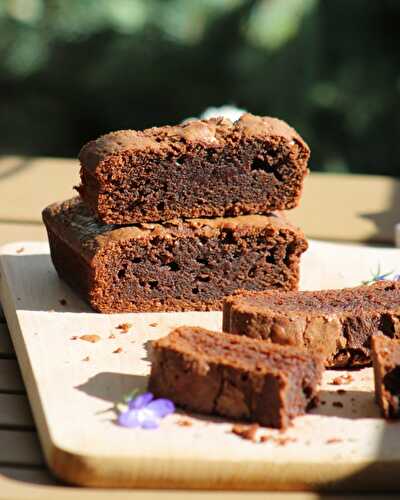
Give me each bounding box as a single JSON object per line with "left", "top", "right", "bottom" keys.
{"left": 42, "top": 198, "right": 307, "bottom": 313}
{"left": 371, "top": 335, "right": 400, "bottom": 418}
{"left": 77, "top": 113, "right": 310, "bottom": 224}
{"left": 148, "top": 326, "right": 323, "bottom": 429}
{"left": 223, "top": 281, "right": 400, "bottom": 368}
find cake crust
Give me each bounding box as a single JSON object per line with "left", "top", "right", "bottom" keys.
{"left": 77, "top": 113, "right": 310, "bottom": 224}
{"left": 42, "top": 198, "right": 307, "bottom": 313}
{"left": 148, "top": 326, "right": 324, "bottom": 429}
{"left": 223, "top": 282, "right": 400, "bottom": 368}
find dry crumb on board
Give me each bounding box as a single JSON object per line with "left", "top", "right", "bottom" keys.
{"left": 70, "top": 336, "right": 78, "bottom": 340}
{"left": 116, "top": 323, "right": 132, "bottom": 333}
{"left": 274, "top": 437, "right": 297, "bottom": 446}
{"left": 337, "top": 389, "right": 347, "bottom": 395}
{"left": 321, "top": 401, "right": 326, "bottom": 405}
{"left": 79, "top": 334, "right": 101, "bottom": 343}
{"left": 177, "top": 419, "right": 192, "bottom": 427}
{"left": 326, "top": 438, "right": 342, "bottom": 445}
{"left": 16, "top": 247, "right": 24, "bottom": 254}
{"left": 113, "top": 347, "right": 123, "bottom": 354}
{"left": 331, "top": 374, "right": 353, "bottom": 386}
{"left": 332, "top": 401, "right": 344, "bottom": 408}
{"left": 108, "top": 333, "right": 116, "bottom": 339}
{"left": 59, "top": 298, "right": 67, "bottom": 306}
{"left": 259, "top": 435, "right": 271, "bottom": 443}
{"left": 149, "top": 322, "right": 158, "bottom": 327}
{"left": 82, "top": 356, "right": 90, "bottom": 362}
{"left": 231, "top": 423, "right": 259, "bottom": 442}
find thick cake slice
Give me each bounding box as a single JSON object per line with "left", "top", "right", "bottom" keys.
{"left": 148, "top": 326, "right": 323, "bottom": 429}
{"left": 223, "top": 282, "right": 400, "bottom": 368}
{"left": 371, "top": 335, "right": 400, "bottom": 418}
{"left": 42, "top": 198, "right": 307, "bottom": 313}
{"left": 77, "top": 113, "right": 310, "bottom": 224}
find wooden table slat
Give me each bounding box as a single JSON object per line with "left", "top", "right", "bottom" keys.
{"left": 0, "top": 430, "right": 44, "bottom": 466}
{"left": 0, "top": 393, "right": 34, "bottom": 428}
{"left": 0, "top": 359, "right": 24, "bottom": 392}
{"left": 0, "top": 324, "right": 14, "bottom": 357}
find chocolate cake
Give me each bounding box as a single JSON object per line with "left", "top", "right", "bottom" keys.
{"left": 371, "top": 335, "right": 400, "bottom": 418}
{"left": 223, "top": 281, "right": 400, "bottom": 368}
{"left": 77, "top": 113, "right": 310, "bottom": 224}
{"left": 42, "top": 198, "right": 307, "bottom": 313}
{"left": 148, "top": 326, "right": 324, "bottom": 429}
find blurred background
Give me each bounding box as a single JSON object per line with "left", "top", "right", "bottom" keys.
{"left": 0, "top": 0, "right": 399, "bottom": 176}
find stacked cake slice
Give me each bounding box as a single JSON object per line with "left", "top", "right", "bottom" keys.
{"left": 43, "top": 113, "right": 310, "bottom": 313}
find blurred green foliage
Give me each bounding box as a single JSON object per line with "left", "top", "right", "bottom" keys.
{"left": 1, "top": 0, "right": 400, "bottom": 176}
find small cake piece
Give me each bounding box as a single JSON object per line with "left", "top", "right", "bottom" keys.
{"left": 42, "top": 198, "right": 307, "bottom": 313}
{"left": 77, "top": 113, "right": 310, "bottom": 224}
{"left": 148, "top": 326, "right": 323, "bottom": 429}
{"left": 223, "top": 281, "right": 400, "bottom": 368}
{"left": 371, "top": 335, "right": 400, "bottom": 418}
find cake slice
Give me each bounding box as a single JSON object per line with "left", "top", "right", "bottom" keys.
{"left": 223, "top": 281, "right": 400, "bottom": 368}
{"left": 371, "top": 335, "right": 400, "bottom": 418}
{"left": 148, "top": 326, "right": 323, "bottom": 429}
{"left": 77, "top": 113, "right": 310, "bottom": 224}
{"left": 42, "top": 198, "right": 307, "bottom": 313}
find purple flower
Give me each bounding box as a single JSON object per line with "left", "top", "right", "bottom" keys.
{"left": 117, "top": 392, "right": 175, "bottom": 429}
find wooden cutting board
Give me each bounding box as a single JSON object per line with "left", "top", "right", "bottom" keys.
{"left": 1, "top": 240, "right": 400, "bottom": 491}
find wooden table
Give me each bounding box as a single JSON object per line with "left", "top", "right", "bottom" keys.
{"left": 0, "top": 155, "right": 399, "bottom": 499}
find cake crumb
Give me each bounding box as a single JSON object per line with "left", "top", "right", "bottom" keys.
{"left": 149, "top": 322, "right": 158, "bottom": 327}
{"left": 332, "top": 401, "right": 344, "bottom": 408}
{"left": 80, "top": 334, "right": 101, "bottom": 343}
{"left": 116, "top": 323, "right": 132, "bottom": 333}
{"left": 70, "top": 335, "right": 78, "bottom": 340}
{"left": 321, "top": 401, "right": 326, "bottom": 405}
{"left": 274, "top": 437, "right": 296, "bottom": 446}
{"left": 337, "top": 389, "right": 346, "bottom": 395}
{"left": 177, "top": 419, "right": 192, "bottom": 427}
{"left": 259, "top": 435, "right": 271, "bottom": 443}
{"left": 82, "top": 356, "right": 90, "bottom": 362}
{"left": 108, "top": 333, "right": 116, "bottom": 339}
{"left": 113, "top": 347, "right": 123, "bottom": 354}
{"left": 16, "top": 247, "right": 24, "bottom": 254}
{"left": 331, "top": 374, "right": 353, "bottom": 385}
{"left": 231, "top": 423, "right": 259, "bottom": 442}
{"left": 59, "top": 298, "right": 67, "bottom": 306}
{"left": 326, "top": 438, "right": 342, "bottom": 444}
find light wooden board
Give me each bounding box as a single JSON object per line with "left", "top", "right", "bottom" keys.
{"left": 2, "top": 240, "right": 400, "bottom": 490}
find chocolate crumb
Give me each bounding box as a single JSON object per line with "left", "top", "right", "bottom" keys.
{"left": 16, "top": 247, "right": 24, "bottom": 254}
{"left": 337, "top": 389, "right": 346, "bottom": 395}
{"left": 116, "top": 323, "right": 132, "bottom": 333}
{"left": 149, "top": 322, "right": 158, "bottom": 327}
{"left": 321, "top": 401, "right": 326, "bottom": 405}
{"left": 108, "top": 333, "right": 116, "bottom": 339}
{"left": 332, "top": 401, "right": 344, "bottom": 408}
{"left": 231, "top": 423, "right": 259, "bottom": 442}
{"left": 260, "top": 435, "right": 271, "bottom": 443}
{"left": 82, "top": 356, "right": 90, "bottom": 362}
{"left": 177, "top": 419, "right": 192, "bottom": 427}
{"left": 79, "top": 334, "right": 101, "bottom": 343}
{"left": 70, "top": 335, "right": 78, "bottom": 340}
{"left": 331, "top": 374, "right": 353, "bottom": 385}
{"left": 326, "top": 438, "right": 342, "bottom": 444}
{"left": 275, "top": 437, "right": 296, "bottom": 446}
{"left": 113, "top": 347, "right": 123, "bottom": 354}
{"left": 59, "top": 299, "right": 67, "bottom": 306}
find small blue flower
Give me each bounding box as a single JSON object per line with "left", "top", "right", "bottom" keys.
{"left": 117, "top": 391, "right": 175, "bottom": 429}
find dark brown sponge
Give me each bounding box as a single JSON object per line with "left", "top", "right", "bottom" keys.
{"left": 42, "top": 198, "right": 307, "bottom": 313}
{"left": 77, "top": 113, "right": 310, "bottom": 224}
{"left": 148, "top": 326, "right": 323, "bottom": 429}
{"left": 223, "top": 281, "right": 400, "bottom": 368}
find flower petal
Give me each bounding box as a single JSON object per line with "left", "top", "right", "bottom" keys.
{"left": 129, "top": 392, "right": 154, "bottom": 410}
{"left": 117, "top": 409, "right": 141, "bottom": 428}
{"left": 146, "top": 398, "right": 175, "bottom": 417}
{"left": 141, "top": 416, "right": 160, "bottom": 429}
